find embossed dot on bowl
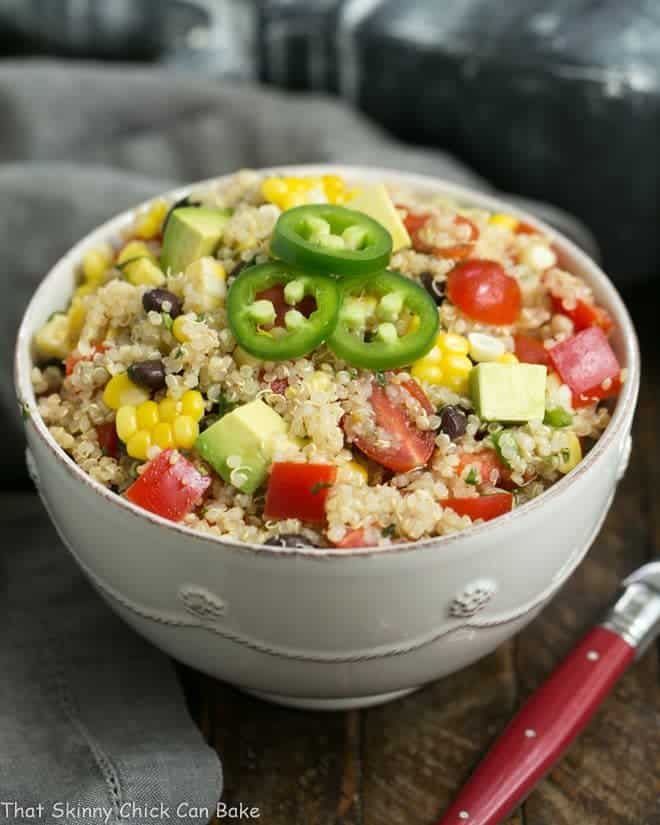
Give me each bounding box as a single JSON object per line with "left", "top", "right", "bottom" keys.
{"left": 450, "top": 579, "right": 497, "bottom": 619}
{"left": 179, "top": 585, "right": 227, "bottom": 621}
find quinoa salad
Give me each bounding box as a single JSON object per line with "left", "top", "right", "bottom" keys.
{"left": 31, "top": 171, "right": 624, "bottom": 549}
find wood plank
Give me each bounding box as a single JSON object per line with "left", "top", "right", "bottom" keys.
{"left": 516, "top": 346, "right": 660, "bottom": 824}
{"left": 362, "top": 644, "right": 520, "bottom": 825}
{"left": 201, "top": 681, "right": 361, "bottom": 825}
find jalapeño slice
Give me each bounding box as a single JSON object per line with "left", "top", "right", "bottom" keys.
{"left": 227, "top": 262, "right": 340, "bottom": 361}
{"left": 271, "top": 204, "right": 392, "bottom": 276}
{"left": 328, "top": 270, "right": 439, "bottom": 370}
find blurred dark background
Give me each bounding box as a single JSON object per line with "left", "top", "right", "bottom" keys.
{"left": 2, "top": 0, "right": 659, "bottom": 286}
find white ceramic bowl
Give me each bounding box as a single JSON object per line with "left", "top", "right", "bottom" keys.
{"left": 15, "top": 166, "right": 640, "bottom": 710}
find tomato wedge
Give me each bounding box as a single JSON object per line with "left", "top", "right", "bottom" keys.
{"left": 514, "top": 334, "right": 550, "bottom": 366}
{"left": 264, "top": 462, "right": 337, "bottom": 524}
{"left": 335, "top": 528, "right": 371, "bottom": 549}
{"left": 126, "top": 449, "right": 210, "bottom": 522}
{"left": 96, "top": 422, "right": 119, "bottom": 459}
{"left": 403, "top": 211, "right": 478, "bottom": 259}
{"left": 550, "top": 295, "right": 614, "bottom": 335}
{"left": 443, "top": 492, "right": 513, "bottom": 521}
{"left": 455, "top": 449, "right": 509, "bottom": 487}
{"left": 345, "top": 379, "right": 435, "bottom": 473}
{"left": 447, "top": 259, "right": 521, "bottom": 325}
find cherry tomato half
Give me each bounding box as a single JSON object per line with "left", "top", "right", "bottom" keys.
{"left": 447, "top": 259, "right": 521, "bottom": 325}
{"left": 443, "top": 492, "right": 513, "bottom": 522}
{"left": 345, "top": 379, "right": 435, "bottom": 473}
{"left": 335, "top": 528, "right": 371, "bottom": 549}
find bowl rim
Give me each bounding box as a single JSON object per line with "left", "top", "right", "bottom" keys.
{"left": 14, "top": 164, "right": 641, "bottom": 560}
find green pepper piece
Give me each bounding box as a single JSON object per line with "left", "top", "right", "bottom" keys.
{"left": 327, "top": 270, "right": 439, "bottom": 370}
{"left": 227, "top": 262, "right": 340, "bottom": 361}
{"left": 271, "top": 204, "right": 393, "bottom": 277}
{"left": 544, "top": 407, "right": 573, "bottom": 428}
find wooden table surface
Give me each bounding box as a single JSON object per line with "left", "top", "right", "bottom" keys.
{"left": 181, "top": 287, "right": 660, "bottom": 825}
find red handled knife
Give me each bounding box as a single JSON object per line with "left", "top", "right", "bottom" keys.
{"left": 437, "top": 562, "right": 660, "bottom": 825}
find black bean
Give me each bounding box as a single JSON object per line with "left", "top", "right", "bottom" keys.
{"left": 264, "top": 533, "right": 319, "bottom": 549}
{"left": 128, "top": 359, "right": 166, "bottom": 391}
{"left": 439, "top": 404, "right": 467, "bottom": 440}
{"left": 142, "top": 288, "right": 182, "bottom": 318}
{"left": 420, "top": 272, "right": 446, "bottom": 305}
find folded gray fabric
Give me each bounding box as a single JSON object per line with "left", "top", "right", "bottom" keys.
{"left": 0, "top": 59, "right": 596, "bottom": 822}
{"left": 0, "top": 494, "right": 222, "bottom": 824}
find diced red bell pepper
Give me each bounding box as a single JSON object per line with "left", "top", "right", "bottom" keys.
{"left": 514, "top": 334, "right": 550, "bottom": 366}
{"left": 443, "top": 492, "right": 513, "bottom": 522}
{"left": 96, "top": 422, "right": 119, "bottom": 459}
{"left": 548, "top": 327, "right": 621, "bottom": 398}
{"left": 126, "top": 449, "right": 211, "bottom": 522}
{"left": 264, "top": 462, "right": 337, "bottom": 524}
{"left": 551, "top": 295, "right": 614, "bottom": 335}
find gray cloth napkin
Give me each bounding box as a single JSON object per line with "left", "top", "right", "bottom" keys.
{"left": 0, "top": 60, "right": 594, "bottom": 823}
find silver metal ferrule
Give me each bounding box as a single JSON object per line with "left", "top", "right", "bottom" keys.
{"left": 601, "top": 582, "right": 660, "bottom": 658}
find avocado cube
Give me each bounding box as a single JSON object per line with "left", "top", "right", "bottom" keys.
{"left": 195, "top": 400, "right": 287, "bottom": 494}
{"left": 348, "top": 184, "right": 411, "bottom": 251}
{"left": 470, "top": 363, "right": 547, "bottom": 422}
{"left": 161, "top": 207, "right": 232, "bottom": 275}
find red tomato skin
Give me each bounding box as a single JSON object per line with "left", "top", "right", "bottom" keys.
{"left": 256, "top": 285, "right": 315, "bottom": 328}
{"left": 96, "top": 422, "right": 119, "bottom": 459}
{"left": 515, "top": 221, "right": 539, "bottom": 235}
{"left": 126, "top": 449, "right": 211, "bottom": 522}
{"left": 455, "top": 449, "right": 509, "bottom": 487}
{"left": 447, "top": 259, "right": 521, "bottom": 325}
{"left": 335, "top": 528, "right": 371, "bottom": 549}
{"left": 264, "top": 462, "right": 337, "bottom": 524}
{"left": 65, "top": 343, "right": 107, "bottom": 376}
{"left": 514, "top": 334, "right": 550, "bottom": 366}
{"left": 443, "top": 492, "right": 513, "bottom": 521}
{"left": 348, "top": 380, "right": 435, "bottom": 473}
{"left": 548, "top": 327, "right": 621, "bottom": 396}
{"left": 550, "top": 295, "right": 614, "bottom": 335}
{"left": 403, "top": 211, "right": 478, "bottom": 259}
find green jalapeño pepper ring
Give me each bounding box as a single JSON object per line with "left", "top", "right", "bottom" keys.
{"left": 328, "top": 270, "right": 439, "bottom": 370}
{"left": 271, "top": 204, "right": 393, "bottom": 277}
{"left": 227, "top": 262, "right": 340, "bottom": 361}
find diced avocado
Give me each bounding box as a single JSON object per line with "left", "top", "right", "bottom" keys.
{"left": 347, "top": 184, "right": 411, "bottom": 252}
{"left": 161, "top": 207, "right": 232, "bottom": 275}
{"left": 470, "top": 363, "right": 547, "bottom": 422}
{"left": 195, "top": 399, "right": 287, "bottom": 494}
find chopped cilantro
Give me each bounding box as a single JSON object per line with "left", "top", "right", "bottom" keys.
{"left": 376, "top": 371, "right": 387, "bottom": 388}
{"left": 161, "top": 312, "right": 173, "bottom": 330}
{"left": 465, "top": 467, "right": 479, "bottom": 485}
{"left": 381, "top": 524, "right": 396, "bottom": 538}
{"left": 310, "top": 481, "right": 333, "bottom": 496}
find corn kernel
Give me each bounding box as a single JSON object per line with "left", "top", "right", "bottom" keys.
{"left": 281, "top": 191, "right": 308, "bottom": 211}
{"left": 74, "top": 283, "right": 96, "bottom": 299}
{"left": 82, "top": 243, "right": 114, "bottom": 283}
{"left": 126, "top": 429, "right": 152, "bottom": 461}
{"left": 497, "top": 352, "right": 519, "bottom": 364}
{"left": 152, "top": 421, "right": 174, "bottom": 450}
{"left": 158, "top": 397, "right": 179, "bottom": 423}
{"left": 103, "top": 372, "right": 149, "bottom": 410}
{"left": 181, "top": 390, "right": 205, "bottom": 421}
{"left": 345, "top": 460, "right": 368, "bottom": 484}
{"left": 468, "top": 332, "right": 505, "bottom": 362}
{"left": 173, "top": 415, "right": 198, "bottom": 449}
{"left": 116, "top": 240, "right": 153, "bottom": 266}
{"left": 490, "top": 213, "right": 519, "bottom": 231}
{"left": 67, "top": 297, "right": 87, "bottom": 345}
{"left": 172, "top": 315, "right": 191, "bottom": 343}
{"left": 558, "top": 432, "right": 582, "bottom": 474}
{"left": 411, "top": 331, "right": 472, "bottom": 394}
{"left": 438, "top": 332, "right": 470, "bottom": 356}
{"left": 183, "top": 258, "right": 227, "bottom": 312}
{"left": 116, "top": 406, "right": 139, "bottom": 441}
{"left": 262, "top": 177, "right": 288, "bottom": 204}
{"left": 133, "top": 199, "right": 168, "bottom": 240}
{"left": 136, "top": 400, "right": 160, "bottom": 430}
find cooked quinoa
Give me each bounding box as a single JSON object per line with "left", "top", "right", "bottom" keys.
{"left": 31, "top": 170, "right": 623, "bottom": 548}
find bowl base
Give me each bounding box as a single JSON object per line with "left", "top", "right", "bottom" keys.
{"left": 242, "top": 686, "right": 420, "bottom": 711}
